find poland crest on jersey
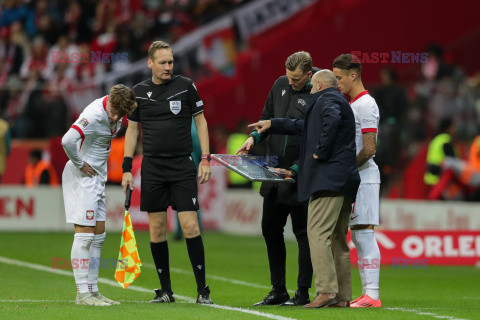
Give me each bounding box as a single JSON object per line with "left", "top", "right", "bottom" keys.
{"left": 86, "top": 210, "right": 94, "bottom": 220}
{"left": 170, "top": 101, "right": 181, "bottom": 115}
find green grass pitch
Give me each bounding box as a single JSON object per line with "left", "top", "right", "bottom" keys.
{"left": 0, "top": 232, "right": 479, "bottom": 320}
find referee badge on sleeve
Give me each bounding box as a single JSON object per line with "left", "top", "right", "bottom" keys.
{"left": 170, "top": 101, "right": 181, "bottom": 115}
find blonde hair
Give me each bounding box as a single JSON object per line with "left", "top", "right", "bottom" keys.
{"left": 148, "top": 41, "right": 172, "bottom": 61}
{"left": 109, "top": 84, "right": 137, "bottom": 116}
{"left": 285, "top": 51, "right": 312, "bottom": 73}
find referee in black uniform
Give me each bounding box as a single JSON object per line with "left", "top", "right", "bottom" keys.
{"left": 121, "top": 41, "right": 212, "bottom": 304}
{"left": 236, "top": 52, "right": 316, "bottom": 306}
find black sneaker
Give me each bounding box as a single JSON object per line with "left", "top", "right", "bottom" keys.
{"left": 196, "top": 285, "right": 213, "bottom": 304}
{"left": 280, "top": 291, "right": 310, "bottom": 306}
{"left": 253, "top": 289, "right": 290, "bottom": 306}
{"left": 149, "top": 289, "right": 175, "bottom": 303}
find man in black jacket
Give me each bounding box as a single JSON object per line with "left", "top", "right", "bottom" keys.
{"left": 236, "top": 51, "right": 315, "bottom": 306}
{"left": 249, "top": 70, "right": 360, "bottom": 308}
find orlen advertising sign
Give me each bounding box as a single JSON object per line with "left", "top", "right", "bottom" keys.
{"left": 348, "top": 231, "right": 480, "bottom": 266}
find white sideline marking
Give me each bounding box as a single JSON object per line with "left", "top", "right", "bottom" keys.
{"left": 0, "top": 299, "right": 166, "bottom": 304}
{"left": 386, "top": 307, "right": 470, "bottom": 320}
{"left": 143, "top": 262, "right": 281, "bottom": 291}
{"left": 0, "top": 299, "right": 72, "bottom": 303}
{"left": 0, "top": 256, "right": 296, "bottom": 320}
{"left": 145, "top": 263, "right": 470, "bottom": 320}
{"left": 1, "top": 256, "right": 468, "bottom": 320}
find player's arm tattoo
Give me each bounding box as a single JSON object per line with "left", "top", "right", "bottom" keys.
{"left": 357, "top": 132, "right": 377, "bottom": 167}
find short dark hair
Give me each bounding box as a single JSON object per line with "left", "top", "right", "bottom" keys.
{"left": 30, "top": 149, "right": 42, "bottom": 161}
{"left": 333, "top": 54, "right": 362, "bottom": 75}
{"left": 439, "top": 118, "right": 453, "bottom": 133}
{"left": 426, "top": 43, "right": 444, "bottom": 59}
{"left": 285, "top": 51, "right": 312, "bottom": 73}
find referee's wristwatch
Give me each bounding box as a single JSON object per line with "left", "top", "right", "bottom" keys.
{"left": 201, "top": 154, "right": 211, "bottom": 161}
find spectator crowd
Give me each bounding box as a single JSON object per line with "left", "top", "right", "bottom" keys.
{"left": 0, "top": 0, "right": 251, "bottom": 139}
{"left": 2, "top": 1, "right": 480, "bottom": 199}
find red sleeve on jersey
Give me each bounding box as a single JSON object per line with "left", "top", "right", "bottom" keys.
{"left": 71, "top": 125, "right": 85, "bottom": 138}
{"left": 361, "top": 128, "right": 377, "bottom": 133}
{"left": 71, "top": 125, "right": 86, "bottom": 149}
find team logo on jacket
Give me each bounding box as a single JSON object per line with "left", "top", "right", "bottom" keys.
{"left": 170, "top": 101, "right": 181, "bottom": 115}
{"left": 86, "top": 210, "right": 94, "bottom": 220}
{"left": 78, "top": 118, "right": 89, "bottom": 128}
{"left": 298, "top": 99, "right": 306, "bottom": 106}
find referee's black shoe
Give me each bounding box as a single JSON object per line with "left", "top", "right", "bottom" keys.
{"left": 253, "top": 289, "right": 290, "bottom": 306}
{"left": 196, "top": 285, "right": 213, "bottom": 304}
{"left": 280, "top": 291, "right": 310, "bottom": 306}
{"left": 149, "top": 289, "right": 175, "bottom": 303}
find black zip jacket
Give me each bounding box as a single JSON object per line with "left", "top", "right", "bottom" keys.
{"left": 251, "top": 69, "right": 319, "bottom": 205}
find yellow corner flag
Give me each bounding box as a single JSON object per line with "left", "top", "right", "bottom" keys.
{"left": 115, "top": 188, "right": 142, "bottom": 289}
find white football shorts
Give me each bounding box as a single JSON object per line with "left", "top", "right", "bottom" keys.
{"left": 62, "top": 161, "right": 106, "bottom": 226}
{"left": 349, "top": 183, "right": 380, "bottom": 226}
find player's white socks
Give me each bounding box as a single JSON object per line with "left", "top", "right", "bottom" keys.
{"left": 88, "top": 232, "right": 106, "bottom": 293}
{"left": 71, "top": 233, "right": 94, "bottom": 294}
{"left": 351, "top": 230, "right": 367, "bottom": 296}
{"left": 352, "top": 229, "right": 380, "bottom": 300}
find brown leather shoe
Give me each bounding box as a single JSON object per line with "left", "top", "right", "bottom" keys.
{"left": 326, "top": 300, "right": 350, "bottom": 308}
{"left": 303, "top": 293, "right": 339, "bottom": 308}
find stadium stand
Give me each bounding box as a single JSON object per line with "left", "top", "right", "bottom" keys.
{"left": 1, "top": 0, "right": 480, "bottom": 199}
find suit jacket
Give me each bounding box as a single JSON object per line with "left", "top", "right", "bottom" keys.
{"left": 270, "top": 87, "right": 360, "bottom": 202}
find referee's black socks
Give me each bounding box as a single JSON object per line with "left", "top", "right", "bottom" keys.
{"left": 186, "top": 235, "right": 206, "bottom": 292}
{"left": 150, "top": 241, "right": 172, "bottom": 293}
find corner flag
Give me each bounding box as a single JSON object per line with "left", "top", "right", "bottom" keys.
{"left": 115, "top": 188, "right": 142, "bottom": 289}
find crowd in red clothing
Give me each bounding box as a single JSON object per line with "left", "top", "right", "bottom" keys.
{"left": 0, "top": 0, "right": 251, "bottom": 139}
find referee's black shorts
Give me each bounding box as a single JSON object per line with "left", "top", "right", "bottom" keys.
{"left": 140, "top": 155, "right": 199, "bottom": 212}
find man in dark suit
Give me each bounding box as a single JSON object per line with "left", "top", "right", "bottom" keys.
{"left": 249, "top": 70, "right": 360, "bottom": 308}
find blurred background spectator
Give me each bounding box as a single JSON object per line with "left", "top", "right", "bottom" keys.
{"left": 24, "top": 148, "right": 58, "bottom": 187}
{"left": 226, "top": 119, "right": 253, "bottom": 189}
{"left": 372, "top": 68, "right": 407, "bottom": 188}
{"left": 0, "top": 116, "right": 10, "bottom": 184}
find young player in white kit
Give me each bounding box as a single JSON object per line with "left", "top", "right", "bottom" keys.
{"left": 333, "top": 54, "right": 381, "bottom": 308}
{"left": 62, "top": 84, "right": 137, "bottom": 306}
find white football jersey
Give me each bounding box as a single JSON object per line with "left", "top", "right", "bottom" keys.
{"left": 350, "top": 91, "right": 380, "bottom": 184}
{"left": 69, "top": 96, "right": 122, "bottom": 182}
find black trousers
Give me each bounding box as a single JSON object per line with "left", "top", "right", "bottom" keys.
{"left": 261, "top": 195, "right": 313, "bottom": 290}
